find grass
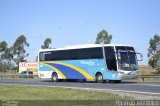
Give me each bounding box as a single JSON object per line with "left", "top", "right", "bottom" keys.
{"left": 138, "top": 78, "right": 160, "bottom": 82}
{"left": 138, "top": 65, "right": 160, "bottom": 82}
{"left": 0, "top": 85, "right": 130, "bottom": 100}
{"left": 0, "top": 85, "right": 132, "bottom": 106}
{"left": 138, "top": 65, "right": 157, "bottom": 75}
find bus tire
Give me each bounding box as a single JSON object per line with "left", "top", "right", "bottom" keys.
{"left": 52, "top": 73, "right": 58, "bottom": 82}
{"left": 96, "top": 73, "right": 103, "bottom": 83}
{"left": 114, "top": 80, "right": 121, "bottom": 83}
{"left": 109, "top": 80, "right": 121, "bottom": 83}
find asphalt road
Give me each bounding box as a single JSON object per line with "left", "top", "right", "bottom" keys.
{"left": 0, "top": 79, "right": 160, "bottom": 96}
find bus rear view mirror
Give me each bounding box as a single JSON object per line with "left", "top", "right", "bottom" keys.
{"left": 136, "top": 53, "right": 143, "bottom": 61}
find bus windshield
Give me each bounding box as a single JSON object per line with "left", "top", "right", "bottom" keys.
{"left": 116, "top": 46, "right": 138, "bottom": 71}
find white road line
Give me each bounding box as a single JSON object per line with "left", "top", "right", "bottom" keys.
{"left": 126, "top": 84, "right": 160, "bottom": 87}
{"left": 0, "top": 83, "right": 160, "bottom": 96}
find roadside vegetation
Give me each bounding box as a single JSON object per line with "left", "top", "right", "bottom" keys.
{"left": 0, "top": 85, "right": 130, "bottom": 100}
{"left": 138, "top": 65, "right": 160, "bottom": 82}
{"left": 0, "top": 85, "right": 132, "bottom": 106}
{"left": 0, "top": 35, "right": 52, "bottom": 72}
{"left": 148, "top": 35, "right": 160, "bottom": 75}
{"left": 139, "top": 65, "right": 157, "bottom": 75}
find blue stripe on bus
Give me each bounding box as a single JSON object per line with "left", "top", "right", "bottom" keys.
{"left": 48, "top": 63, "right": 86, "bottom": 79}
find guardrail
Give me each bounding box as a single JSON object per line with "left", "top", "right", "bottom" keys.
{"left": 0, "top": 74, "right": 38, "bottom": 79}
{"left": 138, "top": 75, "right": 160, "bottom": 81}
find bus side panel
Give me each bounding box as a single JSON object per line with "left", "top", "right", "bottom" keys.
{"left": 59, "top": 59, "right": 106, "bottom": 80}
{"left": 103, "top": 71, "right": 119, "bottom": 80}
{"left": 38, "top": 63, "right": 64, "bottom": 79}
{"left": 39, "top": 59, "right": 120, "bottom": 81}
{"left": 63, "top": 59, "right": 120, "bottom": 80}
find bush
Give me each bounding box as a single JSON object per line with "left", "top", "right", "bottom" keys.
{"left": 0, "top": 64, "right": 7, "bottom": 72}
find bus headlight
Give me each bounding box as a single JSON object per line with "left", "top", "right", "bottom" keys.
{"left": 118, "top": 72, "right": 125, "bottom": 80}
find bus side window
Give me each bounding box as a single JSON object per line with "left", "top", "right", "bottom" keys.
{"left": 78, "top": 48, "right": 103, "bottom": 59}
{"left": 69, "top": 49, "right": 79, "bottom": 60}
{"left": 89, "top": 48, "right": 103, "bottom": 59}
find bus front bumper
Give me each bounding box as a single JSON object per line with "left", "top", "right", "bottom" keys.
{"left": 118, "top": 72, "right": 138, "bottom": 80}
{"left": 121, "top": 75, "right": 138, "bottom": 80}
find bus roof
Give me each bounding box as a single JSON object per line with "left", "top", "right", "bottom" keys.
{"left": 39, "top": 44, "right": 133, "bottom": 52}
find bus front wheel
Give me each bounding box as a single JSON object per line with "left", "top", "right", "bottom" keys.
{"left": 52, "top": 73, "right": 58, "bottom": 82}
{"left": 96, "top": 73, "right": 103, "bottom": 83}
{"left": 114, "top": 80, "right": 121, "bottom": 83}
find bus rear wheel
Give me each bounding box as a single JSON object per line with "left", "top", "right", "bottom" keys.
{"left": 96, "top": 73, "right": 103, "bottom": 83}
{"left": 52, "top": 73, "right": 58, "bottom": 82}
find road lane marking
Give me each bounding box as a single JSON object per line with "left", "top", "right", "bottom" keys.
{"left": 125, "top": 83, "right": 160, "bottom": 87}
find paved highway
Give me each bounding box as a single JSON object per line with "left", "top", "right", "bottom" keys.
{"left": 0, "top": 79, "right": 160, "bottom": 97}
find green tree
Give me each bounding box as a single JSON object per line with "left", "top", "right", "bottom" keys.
{"left": 13, "top": 35, "right": 29, "bottom": 65}
{"left": 0, "top": 41, "right": 8, "bottom": 71}
{"left": 41, "top": 38, "right": 52, "bottom": 49}
{"left": 95, "top": 29, "right": 112, "bottom": 44}
{"left": 0, "top": 41, "right": 8, "bottom": 52}
{"left": 2, "top": 47, "right": 14, "bottom": 70}
{"left": 0, "top": 41, "right": 14, "bottom": 71}
{"left": 0, "top": 41, "right": 7, "bottom": 61}
{"left": 148, "top": 34, "right": 160, "bottom": 74}
{"left": 0, "top": 41, "right": 8, "bottom": 63}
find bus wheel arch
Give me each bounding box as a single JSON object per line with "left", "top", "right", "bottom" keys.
{"left": 52, "top": 72, "right": 58, "bottom": 82}
{"left": 95, "top": 72, "right": 104, "bottom": 83}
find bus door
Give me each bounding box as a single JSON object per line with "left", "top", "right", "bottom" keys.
{"left": 104, "top": 47, "right": 117, "bottom": 71}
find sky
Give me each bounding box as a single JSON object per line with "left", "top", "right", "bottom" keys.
{"left": 0, "top": 0, "right": 160, "bottom": 65}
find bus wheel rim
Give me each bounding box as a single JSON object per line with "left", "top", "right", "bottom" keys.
{"left": 53, "top": 75, "right": 57, "bottom": 81}
{"left": 98, "top": 75, "right": 102, "bottom": 80}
